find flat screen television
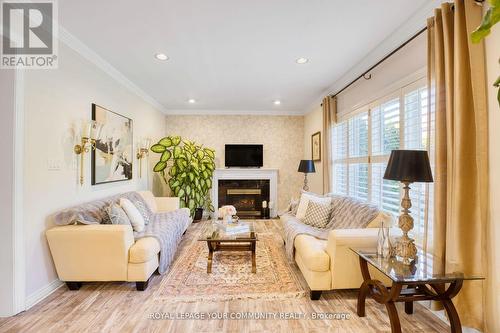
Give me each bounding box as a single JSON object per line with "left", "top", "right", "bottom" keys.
{"left": 225, "top": 144, "right": 263, "bottom": 168}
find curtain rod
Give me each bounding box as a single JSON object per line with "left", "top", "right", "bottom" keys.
{"left": 329, "top": 26, "right": 427, "bottom": 98}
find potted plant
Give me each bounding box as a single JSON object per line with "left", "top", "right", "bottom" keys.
{"left": 150, "top": 136, "right": 216, "bottom": 220}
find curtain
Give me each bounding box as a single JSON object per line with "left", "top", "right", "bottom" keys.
{"left": 322, "top": 95, "right": 337, "bottom": 194}
{"left": 428, "top": 0, "right": 489, "bottom": 331}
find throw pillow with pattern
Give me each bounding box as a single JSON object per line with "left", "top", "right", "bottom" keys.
{"left": 301, "top": 201, "right": 332, "bottom": 228}
{"left": 106, "top": 203, "right": 131, "bottom": 225}
{"left": 134, "top": 200, "right": 151, "bottom": 225}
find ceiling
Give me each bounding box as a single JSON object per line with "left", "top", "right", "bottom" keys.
{"left": 59, "top": 0, "right": 430, "bottom": 114}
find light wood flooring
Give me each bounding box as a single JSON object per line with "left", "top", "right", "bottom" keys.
{"left": 0, "top": 220, "right": 451, "bottom": 333}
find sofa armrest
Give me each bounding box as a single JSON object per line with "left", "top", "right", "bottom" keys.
{"left": 155, "top": 197, "right": 180, "bottom": 212}
{"left": 325, "top": 228, "right": 401, "bottom": 289}
{"left": 46, "top": 224, "right": 134, "bottom": 281}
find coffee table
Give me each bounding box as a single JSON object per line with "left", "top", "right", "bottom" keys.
{"left": 198, "top": 221, "right": 257, "bottom": 274}
{"left": 350, "top": 248, "right": 484, "bottom": 333}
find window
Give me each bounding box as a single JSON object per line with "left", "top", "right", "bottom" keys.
{"left": 331, "top": 78, "right": 435, "bottom": 247}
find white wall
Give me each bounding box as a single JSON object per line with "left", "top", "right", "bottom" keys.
{"left": 485, "top": 22, "right": 500, "bottom": 333}
{"left": 303, "top": 106, "right": 323, "bottom": 194}
{"left": 164, "top": 115, "right": 304, "bottom": 210}
{"left": 22, "top": 43, "right": 167, "bottom": 303}
{"left": 0, "top": 70, "right": 15, "bottom": 316}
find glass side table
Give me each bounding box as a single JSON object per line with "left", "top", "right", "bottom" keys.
{"left": 350, "top": 248, "right": 484, "bottom": 333}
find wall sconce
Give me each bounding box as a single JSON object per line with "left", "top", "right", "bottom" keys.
{"left": 136, "top": 138, "right": 151, "bottom": 178}
{"left": 74, "top": 120, "right": 103, "bottom": 186}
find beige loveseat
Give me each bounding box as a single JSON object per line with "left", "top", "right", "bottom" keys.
{"left": 46, "top": 191, "right": 188, "bottom": 291}
{"left": 282, "top": 195, "right": 398, "bottom": 300}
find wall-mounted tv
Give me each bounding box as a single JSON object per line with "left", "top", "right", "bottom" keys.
{"left": 225, "top": 144, "right": 263, "bottom": 168}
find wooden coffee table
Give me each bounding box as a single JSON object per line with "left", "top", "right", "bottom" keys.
{"left": 198, "top": 221, "right": 257, "bottom": 274}
{"left": 350, "top": 248, "right": 484, "bottom": 333}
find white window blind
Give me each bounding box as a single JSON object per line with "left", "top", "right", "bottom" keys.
{"left": 331, "top": 77, "right": 434, "bottom": 248}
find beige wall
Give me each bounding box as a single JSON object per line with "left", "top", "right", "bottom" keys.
{"left": 303, "top": 106, "right": 323, "bottom": 194}
{"left": 0, "top": 70, "right": 15, "bottom": 316}
{"left": 165, "top": 115, "right": 304, "bottom": 210}
{"left": 485, "top": 22, "right": 500, "bottom": 333}
{"left": 22, "top": 43, "right": 167, "bottom": 300}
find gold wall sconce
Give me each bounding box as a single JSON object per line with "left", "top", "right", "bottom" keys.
{"left": 136, "top": 138, "right": 151, "bottom": 178}
{"left": 74, "top": 120, "right": 103, "bottom": 185}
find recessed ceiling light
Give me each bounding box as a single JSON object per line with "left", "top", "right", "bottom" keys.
{"left": 155, "top": 53, "right": 168, "bottom": 61}
{"left": 296, "top": 57, "right": 309, "bottom": 64}
{"left": 188, "top": 98, "right": 196, "bottom": 104}
{"left": 273, "top": 100, "right": 281, "bottom": 105}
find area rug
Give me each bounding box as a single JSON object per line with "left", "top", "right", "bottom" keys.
{"left": 155, "top": 220, "right": 307, "bottom": 302}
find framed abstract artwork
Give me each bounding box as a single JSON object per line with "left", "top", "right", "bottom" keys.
{"left": 91, "top": 103, "right": 133, "bottom": 185}
{"left": 311, "top": 131, "right": 321, "bottom": 161}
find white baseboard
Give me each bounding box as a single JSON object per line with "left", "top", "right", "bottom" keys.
{"left": 25, "top": 279, "right": 64, "bottom": 310}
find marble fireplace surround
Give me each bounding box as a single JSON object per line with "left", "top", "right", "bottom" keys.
{"left": 212, "top": 168, "right": 278, "bottom": 217}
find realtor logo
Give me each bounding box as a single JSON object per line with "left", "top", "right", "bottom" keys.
{"left": 1, "top": 0, "right": 58, "bottom": 68}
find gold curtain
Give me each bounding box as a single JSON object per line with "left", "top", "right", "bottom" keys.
{"left": 428, "top": 0, "right": 489, "bottom": 330}
{"left": 322, "top": 95, "right": 337, "bottom": 194}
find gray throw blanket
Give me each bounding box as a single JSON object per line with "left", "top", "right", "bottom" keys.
{"left": 134, "top": 208, "right": 191, "bottom": 274}
{"left": 53, "top": 191, "right": 192, "bottom": 275}
{"left": 283, "top": 214, "right": 332, "bottom": 260}
{"left": 283, "top": 195, "right": 380, "bottom": 261}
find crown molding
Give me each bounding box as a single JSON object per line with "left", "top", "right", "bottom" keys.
{"left": 164, "top": 109, "right": 305, "bottom": 116}
{"left": 58, "top": 27, "right": 168, "bottom": 114}
{"left": 305, "top": 0, "right": 445, "bottom": 113}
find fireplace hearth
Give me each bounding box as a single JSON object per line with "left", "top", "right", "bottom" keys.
{"left": 218, "top": 180, "right": 270, "bottom": 218}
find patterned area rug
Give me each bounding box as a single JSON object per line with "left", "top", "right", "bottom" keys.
{"left": 155, "top": 220, "right": 307, "bottom": 302}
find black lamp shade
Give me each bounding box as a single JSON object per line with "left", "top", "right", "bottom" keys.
{"left": 384, "top": 150, "right": 433, "bottom": 183}
{"left": 298, "top": 160, "right": 315, "bottom": 173}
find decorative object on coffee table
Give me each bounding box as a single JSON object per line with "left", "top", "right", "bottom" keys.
{"left": 384, "top": 150, "right": 433, "bottom": 265}
{"left": 150, "top": 136, "right": 216, "bottom": 218}
{"left": 311, "top": 131, "right": 321, "bottom": 161}
{"left": 351, "top": 248, "right": 484, "bottom": 333}
{"left": 298, "top": 160, "right": 316, "bottom": 191}
{"left": 218, "top": 205, "right": 237, "bottom": 223}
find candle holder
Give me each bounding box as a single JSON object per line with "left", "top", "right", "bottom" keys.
{"left": 74, "top": 120, "right": 103, "bottom": 186}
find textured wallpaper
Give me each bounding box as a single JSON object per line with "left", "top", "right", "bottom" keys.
{"left": 165, "top": 115, "right": 305, "bottom": 211}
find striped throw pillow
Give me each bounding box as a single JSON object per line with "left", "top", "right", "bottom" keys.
{"left": 301, "top": 201, "right": 332, "bottom": 228}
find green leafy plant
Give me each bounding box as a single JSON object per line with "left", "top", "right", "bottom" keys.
{"left": 150, "top": 136, "right": 216, "bottom": 216}
{"left": 471, "top": 0, "right": 500, "bottom": 105}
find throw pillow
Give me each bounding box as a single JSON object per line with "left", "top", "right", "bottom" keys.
{"left": 120, "top": 198, "right": 145, "bottom": 232}
{"left": 134, "top": 200, "right": 151, "bottom": 225}
{"left": 296, "top": 192, "right": 331, "bottom": 219}
{"left": 106, "top": 203, "right": 131, "bottom": 225}
{"left": 302, "top": 201, "right": 332, "bottom": 228}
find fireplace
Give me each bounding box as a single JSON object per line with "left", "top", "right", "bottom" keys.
{"left": 218, "top": 180, "right": 270, "bottom": 218}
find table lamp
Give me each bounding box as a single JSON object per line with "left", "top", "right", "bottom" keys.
{"left": 298, "top": 160, "right": 315, "bottom": 191}
{"left": 384, "top": 150, "right": 433, "bottom": 265}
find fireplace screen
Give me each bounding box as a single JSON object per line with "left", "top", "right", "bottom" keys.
{"left": 218, "top": 180, "right": 270, "bottom": 218}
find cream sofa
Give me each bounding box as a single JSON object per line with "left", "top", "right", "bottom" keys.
{"left": 46, "top": 191, "right": 188, "bottom": 291}
{"left": 282, "top": 198, "right": 398, "bottom": 300}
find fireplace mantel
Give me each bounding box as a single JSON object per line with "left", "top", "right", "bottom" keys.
{"left": 212, "top": 168, "right": 278, "bottom": 217}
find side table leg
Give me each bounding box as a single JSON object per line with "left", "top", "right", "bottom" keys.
{"left": 386, "top": 301, "right": 402, "bottom": 333}
{"left": 405, "top": 301, "right": 413, "bottom": 314}
{"left": 207, "top": 242, "right": 214, "bottom": 274}
{"left": 251, "top": 241, "right": 256, "bottom": 273}
{"left": 357, "top": 281, "right": 370, "bottom": 317}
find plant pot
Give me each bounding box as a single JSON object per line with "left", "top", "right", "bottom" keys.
{"left": 193, "top": 208, "right": 203, "bottom": 222}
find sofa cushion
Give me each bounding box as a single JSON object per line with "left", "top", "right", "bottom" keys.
{"left": 120, "top": 198, "right": 146, "bottom": 232}
{"left": 137, "top": 191, "right": 158, "bottom": 213}
{"left": 302, "top": 201, "right": 331, "bottom": 228}
{"left": 106, "top": 203, "right": 131, "bottom": 225}
{"left": 296, "top": 193, "right": 331, "bottom": 219}
{"left": 366, "top": 211, "right": 394, "bottom": 228}
{"left": 129, "top": 237, "right": 161, "bottom": 263}
{"left": 294, "top": 234, "right": 330, "bottom": 272}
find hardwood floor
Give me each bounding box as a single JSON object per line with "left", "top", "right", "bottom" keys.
{"left": 0, "top": 220, "right": 451, "bottom": 333}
